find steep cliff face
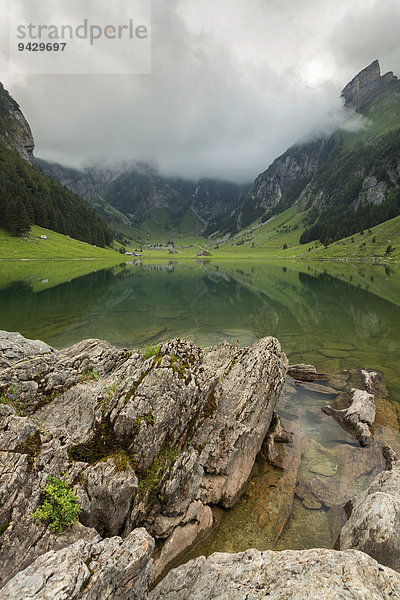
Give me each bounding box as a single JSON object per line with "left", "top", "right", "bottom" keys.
{"left": 341, "top": 59, "right": 400, "bottom": 110}
{"left": 192, "top": 179, "right": 248, "bottom": 225}
{"left": 235, "top": 138, "right": 333, "bottom": 230}
{"left": 232, "top": 60, "right": 400, "bottom": 242}
{"left": 0, "top": 83, "right": 34, "bottom": 164}
{"left": 39, "top": 159, "right": 246, "bottom": 238}
{"left": 36, "top": 160, "right": 123, "bottom": 203}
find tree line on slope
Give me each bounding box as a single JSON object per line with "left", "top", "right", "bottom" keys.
{"left": 299, "top": 129, "right": 400, "bottom": 245}
{"left": 0, "top": 143, "right": 113, "bottom": 246}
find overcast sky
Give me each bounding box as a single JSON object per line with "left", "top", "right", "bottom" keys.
{"left": 1, "top": 0, "right": 400, "bottom": 182}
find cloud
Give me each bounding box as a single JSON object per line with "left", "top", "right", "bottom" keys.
{"left": 1, "top": 0, "right": 399, "bottom": 183}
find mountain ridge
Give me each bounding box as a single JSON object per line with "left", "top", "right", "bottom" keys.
{"left": 341, "top": 59, "right": 400, "bottom": 109}
{"left": 38, "top": 158, "right": 249, "bottom": 242}
{"left": 225, "top": 59, "right": 400, "bottom": 245}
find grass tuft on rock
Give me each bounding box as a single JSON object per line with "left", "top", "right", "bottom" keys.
{"left": 142, "top": 344, "right": 161, "bottom": 360}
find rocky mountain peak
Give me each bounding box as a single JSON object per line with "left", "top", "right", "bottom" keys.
{"left": 0, "top": 82, "right": 35, "bottom": 163}
{"left": 341, "top": 59, "right": 400, "bottom": 110}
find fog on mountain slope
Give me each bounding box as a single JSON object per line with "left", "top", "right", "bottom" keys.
{"left": 1, "top": 60, "right": 400, "bottom": 250}
{"left": 228, "top": 60, "right": 400, "bottom": 242}
{"left": 7, "top": 0, "right": 400, "bottom": 183}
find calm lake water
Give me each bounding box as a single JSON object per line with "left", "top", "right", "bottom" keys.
{"left": 1, "top": 258, "right": 399, "bottom": 553}
{"left": 2, "top": 259, "right": 400, "bottom": 400}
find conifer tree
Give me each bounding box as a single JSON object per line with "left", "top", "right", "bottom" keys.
{"left": 6, "top": 198, "right": 30, "bottom": 236}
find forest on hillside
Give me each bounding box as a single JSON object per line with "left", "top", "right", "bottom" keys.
{"left": 0, "top": 143, "right": 113, "bottom": 246}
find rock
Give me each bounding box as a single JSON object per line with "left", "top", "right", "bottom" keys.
{"left": 79, "top": 528, "right": 154, "bottom": 600}
{"left": 0, "top": 539, "right": 92, "bottom": 600}
{"left": 383, "top": 445, "right": 400, "bottom": 470}
{"left": 327, "top": 505, "right": 347, "bottom": 541}
{"left": 302, "top": 495, "right": 322, "bottom": 510}
{"left": 309, "top": 460, "right": 338, "bottom": 477}
{"left": 0, "top": 410, "right": 40, "bottom": 452}
{"left": 296, "top": 473, "right": 352, "bottom": 508}
{"left": 322, "top": 388, "right": 375, "bottom": 446}
{"left": 0, "top": 332, "right": 287, "bottom": 585}
{"left": 359, "top": 368, "right": 385, "bottom": 395}
{"left": 341, "top": 59, "right": 400, "bottom": 109}
{"left": 295, "top": 437, "right": 384, "bottom": 511}
{"left": 0, "top": 528, "right": 154, "bottom": 600}
{"left": 0, "top": 330, "right": 56, "bottom": 369}
{"left": 243, "top": 138, "right": 330, "bottom": 219}
{"left": 0, "top": 85, "right": 35, "bottom": 163}
{"left": 153, "top": 501, "right": 213, "bottom": 583}
{"left": 0, "top": 514, "right": 98, "bottom": 588}
{"left": 359, "top": 176, "right": 387, "bottom": 206}
{"left": 294, "top": 381, "right": 339, "bottom": 396}
{"left": 264, "top": 412, "right": 293, "bottom": 468}
{"left": 198, "top": 419, "right": 306, "bottom": 555}
{"left": 339, "top": 460, "right": 400, "bottom": 572}
{"left": 0, "top": 451, "right": 30, "bottom": 527}
{"left": 75, "top": 459, "right": 138, "bottom": 536}
{"left": 287, "top": 363, "right": 328, "bottom": 382}
{"left": 150, "top": 548, "right": 400, "bottom": 600}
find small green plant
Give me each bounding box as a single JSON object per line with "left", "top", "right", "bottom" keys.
{"left": 99, "top": 378, "right": 120, "bottom": 415}
{"left": 112, "top": 450, "right": 130, "bottom": 472}
{"left": 134, "top": 411, "right": 155, "bottom": 428}
{"left": 80, "top": 369, "right": 99, "bottom": 382}
{"left": 143, "top": 344, "right": 161, "bottom": 360}
{"left": 33, "top": 475, "right": 81, "bottom": 532}
{"left": 0, "top": 391, "right": 25, "bottom": 416}
{"left": 138, "top": 443, "right": 180, "bottom": 501}
{"left": 385, "top": 243, "right": 395, "bottom": 256}
{"left": 0, "top": 392, "right": 15, "bottom": 408}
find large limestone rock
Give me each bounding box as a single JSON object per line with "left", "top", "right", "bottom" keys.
{"left": 321, "top": 369, "right": 380, "bottom": 446}
{"left": 322, "top": 388, "right": 375, "bottom": 446}
{"left": 339, "top": 459, "right": 400, "bottom": 572}
{"left": 0, "top": 330, "right": 55, "bottom": 369}
{"left": 287, "top": 363, "right": 328, "bottom": 382}
{"left": 0, "top": 528, "right": 154, "bottom": 600}
{"left": 150, "top": 548, "right": 400, "bottom": 600}
{"left": 0, "top": 332, "right": 287, "bottom": 587}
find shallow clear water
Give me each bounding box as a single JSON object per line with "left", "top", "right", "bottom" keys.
{"left": 1, "top": 258, "right": 399, "bottom": 553}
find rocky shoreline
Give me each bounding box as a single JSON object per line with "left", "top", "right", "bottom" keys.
{"left": 0, "top": 331, "right": 399, "bottom": 599}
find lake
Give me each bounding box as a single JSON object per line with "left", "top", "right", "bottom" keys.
{"left": 1, "top": 258, "right": 399, "bottom": 553}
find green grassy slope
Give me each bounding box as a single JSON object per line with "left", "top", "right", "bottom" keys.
{"left": 307, "top": 214, "right": 400, "bottom": 261}
{"left": 208, "top": 210, "right": 400, "bottom": 263}
{"left": 131, "top": 207, "right": 203, "bottom": 244}
{"left": 215, "top": 94, "right": 400, "bottom": 259}
{"left": 340, "top": 96, "right": 400, "bottom": 152}
{"left": 137, "top": 205, "right": 400, "bottom": 264}
{"left": 0, "top": 226, "right": 124, "bottom": 260}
